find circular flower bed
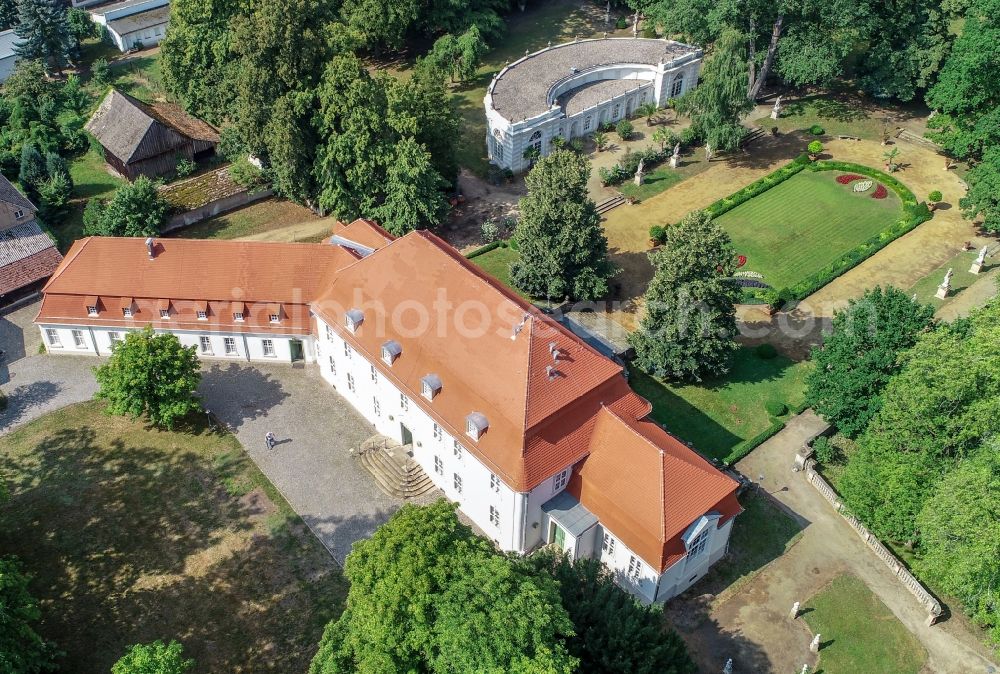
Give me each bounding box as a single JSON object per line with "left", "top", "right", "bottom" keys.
{"left": 836, "top": 174, "right": 865, "bottom": 184}
{"left": 872, "top": 184, "right": 888, "bottom": 199}
{"left": 737, "top": 254, "right": 747, "bottom": 267}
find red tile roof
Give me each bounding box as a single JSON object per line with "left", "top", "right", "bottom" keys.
{"left": 35, "top": 223, "right": 740, "bottom": 571}
{"left": 0, "top": 246, "right": 63, "bottom": 296}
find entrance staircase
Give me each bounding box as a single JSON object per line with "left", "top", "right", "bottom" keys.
{"left": 740, "top": 126, "right": 766, "bottom": 147}
{"left": 596, "top": 194, "right": 626, "bottom": 214}
{"left": 357, "top": 436, "right": 436, "bottom": 499}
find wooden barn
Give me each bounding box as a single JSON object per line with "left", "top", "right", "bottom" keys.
{"left": 85, "top": 89, "right": 220, "bottom": 181}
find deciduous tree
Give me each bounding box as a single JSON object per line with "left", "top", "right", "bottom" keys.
{"left": 83, "top": 176, "right": 170, "bottom": 237}
{"left": 509, "top": 150, "right": 615, "bottom": 300}
{"left": 806, "top": 286, "right": 935, "bottom": 438}
{"left": 0, "top": 554, "right": 54, "bottom": 673}
{"left": 917, "top": 439, "right": 1000, "bottom": 645}
{"left": 94, "top": 326, "right": 202, "bottom": 429}
{"left": 112, "top": 640, "right": 194, "bottom": 674}
{"left": 309, "top": 500, "right": 576, "bottom": 674}
{"left": 630, "top": 210, "right": 740, "bottom": 381}
{"left": 960, "top": 146, "right": 1000, "bottom": 232}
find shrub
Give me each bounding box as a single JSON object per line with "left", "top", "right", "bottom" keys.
{"left": 615, "top": 15, "right": 627, "bottom": 29}
{"left": 679, "top": 126, "right": 699, "bottom": 146}
{"left": 648, "top": 225, "right": 666, "bottom": 244}
{"left": 568, "top": 138, "right": 584, "bottom": 153}
{"left": 591, "top": 131, "right": 608, "bottom": 151}
{"left": 0, "top": 388, "right": 6, "bottom": 412}
{"left": 616, "top": 119, "right": 634, "bottom": 141}
{"left": 807, "top": 140, "right": 823, "bottom": 155}
{"left": 765, "top": 400, "right": 789, "bottom": 417}
{"left": 481, "top": 218, "right": 501, "bottom": 242}
{"left": 724, "top": 420, "right": 786, "bottom": 465}
{"left": 92, "top": 57, "right": 112, "bottom": 87}
{"left": 812, "top": 435, "right": 840, "bottom": 464}
{"left": 465, "top": 240, "right": 504, "bottom": 259}
{"left": 228, "top": 157, "right": 267, "bottom": 189}
{"left": 175, "top": 158, "right": 195, "bottom": 178}
{"left": 928, "top": 190, "right": 942, "bottom": 203}
{"left": 809, "top": 124, "right": 824, "bottom": 135}
{"left": 755, "top": 343, "right": 778, "bottom": 359}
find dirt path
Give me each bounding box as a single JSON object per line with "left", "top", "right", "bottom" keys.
{"left": 237, "top": 219, "right": 334, "bottom": 243}
{"left": 682, "top": 411, "right": 1000, "bottom": 674}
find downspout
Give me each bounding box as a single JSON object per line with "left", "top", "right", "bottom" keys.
{"left": 242, "top": 333, "right": 251, "bottom": 362}
{"left": 518, "top": 492, "right": 529, "bottom": 553}
{"left": 88, "top": 326, "right": 101, "bottom": 356}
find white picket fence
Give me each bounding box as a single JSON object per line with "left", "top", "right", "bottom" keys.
{"left": 803, "top": 458, "right": 943, "bottom": 625}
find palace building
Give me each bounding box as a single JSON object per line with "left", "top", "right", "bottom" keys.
{"left": 35, "top": 220, "right": 740, "bottom": 603}
{"left": 484, "top": 37, "right": 703, "bottom": 173}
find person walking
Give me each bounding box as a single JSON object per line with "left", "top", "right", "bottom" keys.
{"left": 265, "top": 432, "right": 276, "bottom": 450}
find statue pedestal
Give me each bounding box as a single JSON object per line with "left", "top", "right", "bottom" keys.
{"left": 970, "top": 261, "right": 984, "bottom": 274}
{"left": 935, "top": 284, "right": 950, "bottom": 300}
{"left": 770, "top": 108, "right": 781, "bottom": 120}
{"left": 669, "top": 156, "right": 678, "bottom": 169}
{"left": 634, "top": 172, "right": 644, "bottom": 186}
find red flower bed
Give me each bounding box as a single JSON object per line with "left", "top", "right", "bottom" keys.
{"left": 836, "top": 174, "right": 864, "bottom": 184}
{"left": 737, "top": 255, "right": 747, "bottom": 267}
{"left": 872, "top": 184, "right": 888, "bottom": 199}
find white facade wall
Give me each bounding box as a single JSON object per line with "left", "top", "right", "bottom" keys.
{"left": 0, "top": 56, "right": 16, "bottom": 84}
{"left": 37, "top": 323, "right": 314, "bottom": 364}
{"left": 314, "top": 317, "right": 522, "bottom": 550}
{"left": 111, "top": 22, "right": 168, "bottom": 52}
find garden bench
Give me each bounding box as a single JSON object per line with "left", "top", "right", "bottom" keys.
{"left": 837, "top": 134, "right": 861, "bottom": 141}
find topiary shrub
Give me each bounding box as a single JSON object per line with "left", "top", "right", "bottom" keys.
{"left": 616, "top": 119, "right": 634, "bottom": 141}
{"left": 765, "top": 400, "right": 788, "bottom": 417}
{"left": 755, "top": 343, "right": 778, "bottom": 359}
{"left": 648, "top": 225, "right": 666, "bottom": 244}
{"left": 809, "top": 124, "right": 824, "bottom": 135}
{"left": 807, "top": 140, "right": 823, "bottom": 156}
{"left": 928, "top": 190, "right": 942, "bottom": 203}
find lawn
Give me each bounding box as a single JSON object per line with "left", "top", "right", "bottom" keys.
{"left": 714, "top": 170, "right": 902, "bottom": 293}
{"left": 908, "top": 249, "right": 993, "bottom": 306}
{"left": 696, "top": 493, "right": 803, "bottom": 601}
{"left": 618, "top": 165, "right": 688, "bottom": 201}
{"left": 804, "top": 575, "right": 927, "bottom": 674}
{"left": 628, "top": 347, "right": 812, "bottom": 462}
{"left": 0, "top": 401, "right": 346, "bottom": 672}
{"left": 469, "top": 244, "right": 521, "bottom": 292}
{"left": 174, "top": 199, "right": 323, "bottom": 240}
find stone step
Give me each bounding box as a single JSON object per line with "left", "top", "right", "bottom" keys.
{"left": 596, "top": 195, "right": 626, "bottom": 214}
{"left": 741, "top": 127, "right": 765, "bottom": 147}
{"left": 359, "top": 446, "right": 436, "bottom": 499}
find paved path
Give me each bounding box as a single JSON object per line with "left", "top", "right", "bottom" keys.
{"left": 709, "top": 411, "right": 999, "bottom": 674}
{"left": 1, "top": 301, "right": 416, "bottom": 563}
{"left": 936, "top": 267, "right": 999, "bottom": 321}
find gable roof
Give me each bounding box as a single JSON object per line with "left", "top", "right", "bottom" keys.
{"left": 84, "top": 89, "right": 218, "bottom": 164}
{"left": 0, "top": 174, "right": 35, "bottom": 212}
{"left": 568, "top": 405, "right": 741, "bottom": 572}
{"left": 0, "top": 222, "right": 61, "bottom": 295}
{"left": 0, "top": 29, "right": 18, "bottom": 61}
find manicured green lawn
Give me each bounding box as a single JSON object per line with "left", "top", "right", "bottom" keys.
{"left": 619, "top": 165, "right": 687, "bottom": 201}
{"left": 469, "top": 244, "right": 521, "bottom": 291}
{"left": 628, "top": 348, "right": 812, "bottom": 462}
{"left": 804, "top": 575, "right": 927, "bottom": 674}
{"left": 169, "top": 199, "right": 320, "bottom": 240}
{"left": 0, "top": 402, "right": 346, "bottom": 672}
{"left": 754, "top": 91, "right": 919, "bottom": 142}
{"left": 714, "top": 170, "right": 902, "bottom": 292}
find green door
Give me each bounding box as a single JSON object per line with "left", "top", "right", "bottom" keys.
{"left": 549, "top": 522, "right": 566, "bottom": 550}
{"left": 289, "top": 339, "right": 304, "bottom": 362}
{"left": 400, "top": 423, "right": 413, "bottom": 446}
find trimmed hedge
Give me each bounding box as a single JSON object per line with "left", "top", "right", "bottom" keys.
{"left": 706, "top": 157, "right": 932, "bottom": 305}
{"left": 722, "top": 401, "right": 811, "bottom": 465}
{"left": 465, "top": 240, "right": 505, "bottom": 259}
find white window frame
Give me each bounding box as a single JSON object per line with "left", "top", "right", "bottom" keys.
{"left": 627, "top": 555, "right": 641, "bottom": 579}
{"left": 671, "top": 74, "right": 684, "bottom": 97}
{"left": 343, "top": 342, "right": 352, "bottom": 359}
{"left": 197, "top": 310, "right": 208, "bottom": 320}
{"left": 233, "top": 312, "right": 244, "bottom": 322}
{"left": 400, "top": 394, "right": 409, "bottom": 412}
{"left": 347, "top": 373, "right": 355, "bottom": 392}
{"left": 109, "top": 331, "right": 122, "bottom": 347}
{"left": 45, "top": 328, "right": 61, "bottom": 347}
{"left": 269, "top": 313, "right": 280, "bottom": 323}
{"left": 687, "top": 528, "right": 709, "bottom": 558}
{"left": 602, "top": 532, "right": 616, "bottom": 555}
{"left": 453, "top": 439, "right": 463, "bottom": 459}
{"left": 552, "top": 469, "right": 569, "bottom": 492}
{"left": 262, "top": 339, "right": 275, "bottom": 357}
{"left": 373, "top": 397, "right": 381, "bottom": 416}
{"left": 72, "top": 329, "right": 86, "bottom": 349}
{"left": 199, "top": 336, "right": 212, "bottom": 355}
{"left": 489, "top": 505, "right": 500, "bottom": 528}
{"left": 370, "top": 364, "right": 378, "bottom": 382}
{"left": 453, "top": 473, "right": 463, "bottom": 494}
{"left": 159, "top": 309, "right": 170, "bottom": 319}
{"left": 433, "top": 423, "right": 443, "bottom": 441}
{"left": 434, "top": 455, "right": 443, "bottom": 475}
{"left": 13, "top": 209, "right": 24, "bottom": 219}
{"left": 326, "top": 325, "right": 334, "bottom": 341}
{"left": 490, "top": 473, "right": 500, "bottom": 493}
{"left": 328, "top": 355, "right": 336, "bottom": 375}
{"left": 86, "top": 305, "right": 98, "bottom": 316}
{"left": 224, "top": 337, "right": 238, "bottom": 356}
{"left": 122, "top": 307, "right": 133, "bottom": 318}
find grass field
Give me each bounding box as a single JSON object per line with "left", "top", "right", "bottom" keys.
{"left": 804, "top": 575, "right": 927, "bottom": 674}
{"left": 0, "top": 402, "right": 346, "bottom": 672}
{"left": 715, "top": 170, "right": 902, "bottom": 292}
{"left": 908, "top": 249, "right": 992, "bottom": 306}
{"left": 469, "top": 245, "right": 521, "bottom": 292}
{"left": 619, "top": 165, "right": 688, "bottom": 201}
{"left": 628, "top": 348, "right": 812, "bottom": 462}
{"left": 175, "top": 199, "right": 321, "bottom": 240}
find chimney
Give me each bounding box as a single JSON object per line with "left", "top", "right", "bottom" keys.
{"left": 145, "top": 237, "right": 155, "bottom": 259}
{"left": 546, "top": 365, "right": 558, "bottom": 381}
{"left": 549, "top": 342, "right": 560, "bottom": 361}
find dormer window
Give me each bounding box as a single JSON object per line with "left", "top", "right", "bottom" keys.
{"left": 195, "top": 300, "right": 208, "bottom": 320}
{"left": 197, "top": 311, "right": 208, "bottom": 320}
{"left": 421, "top": 374, "right": 442, "bottom": 401}
{"left": 268, "top": 314, "right": 280, "bottom": 323}
{"left": 122, "top": 307, "right": 133, "bottom": 318}
{"left": 231, "top": 301, "right": 245, "bottom": 323}
{"left": 87, "top": 305, "right": 98, "bottom": 316}
{"left": 466, "top": 412, "right": 488, "bottom": 441}
{"left": 381, "top": 340, "right": 401, "bottom": 365}
{"left": 121, "top": 297, "right": 133, "bottom": 318}
{"left": 233, "top": 312, "right": 244, "bottom": 322}
{"left": 159, "top": 309, "right": 170, "bottom": 318}
{"left": 13, "top": 209, "right": 23, "bottom": 219}
{"left": 345, "top": 309, "right": 364, "bottom": 333}
{"left": 266, "top": 303, "right": 282, "bottom": 324}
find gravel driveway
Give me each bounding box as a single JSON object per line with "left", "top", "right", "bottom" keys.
{"left": 2, "top": 300, "right": 410, "bottom": 562}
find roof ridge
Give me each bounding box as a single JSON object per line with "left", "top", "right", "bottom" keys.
{"left": 42, "top": 237, "right": 91, "bottom": 291}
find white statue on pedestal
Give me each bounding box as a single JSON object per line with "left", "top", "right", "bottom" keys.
{"left": 770, "top": 95, "right": 783, "bottom": 120}
{"left": 634, "top": 159, "right": 645, "bottom": 185}
{"left": 935, "top": 267, "right": 953, "bottom": 299}
{"left": 670, "top": 142, "right": 680, "bottom": 169}
{"left": 632, "top": 11, "right": 639, "bottom": 37}
{"left": 970, "top": 245, "right": 988, "bottom": 274}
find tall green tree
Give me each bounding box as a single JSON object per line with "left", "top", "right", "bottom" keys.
{"left": 371, "top": 138, "right": 449, "bottom": 234}
{"left": 427, "top": 24, "right": 488, "bottom": 83}
{"left": 12, "top": 0, "right": 73, "bottom": 75}
{"left": 959, "top": 146, "right": 1000, "bottom": 232}
{"left": 806, "top": 286, "right": 936, "bottom": 438}
{"left": 525, "top": 549, "right": 697, "bottom": 674}
{"left": 916, "top": 439, "right": 1000, "bottom": 645}
{"left": 509, "top": 150, "right": 615, "bottom": 300}
{"left": 630, "top": 210, "right": 740, "bottom": 381}
{"left": 675, "top": 29, "right": 752, "bottom": 152}
{"left": 0, "top": 0, "right": 16, "bottom": 30}
{"left": 309, "top": 500, "right": 576, "bottom": 673}
{"left": 0, "top": 556, "right": 54, "bottom": 674}
{"left": 390, "top": 59, "right": 460, "bottom": 184}
{"left": 83, "top": 177, "right": 170, "bottom": 237}
{"left": 839, "top": 301, "right": 1000, "bottom": 541}
{"left": 94, "top": 326, "right": 202, "bottom": 430}
{"left": 18, "top": 143, "right": 46, "bottom": 197}
{"left": 112, "top": 640, "right": 194, "bottom": 674}
{"left": 925, "top": 0, "right": 1000, "bottom": 160}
